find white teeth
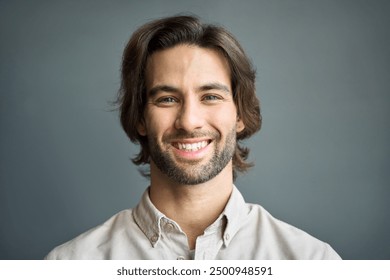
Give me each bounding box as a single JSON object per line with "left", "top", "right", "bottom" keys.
{"left": 176, "top": 141, "right": 208, "bottom": 152}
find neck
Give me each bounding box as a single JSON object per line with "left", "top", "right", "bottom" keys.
{"left": 149, "top": 161, "right": 234, "bottom": 249}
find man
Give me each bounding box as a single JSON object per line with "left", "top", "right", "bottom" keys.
{"left": 46, "top": 15, "right": 341, "bottom": 259}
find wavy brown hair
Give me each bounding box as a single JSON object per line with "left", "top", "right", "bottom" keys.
{"left": 117, "top": 15, "right": 261, "bottom": 178}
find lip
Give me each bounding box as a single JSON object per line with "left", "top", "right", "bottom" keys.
{"left": 171, "top": 138, "right": 212, "bottom": 160}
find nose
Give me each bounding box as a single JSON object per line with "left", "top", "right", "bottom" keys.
{"left": 174, "top": 98, "right": 205, "bottom": 132}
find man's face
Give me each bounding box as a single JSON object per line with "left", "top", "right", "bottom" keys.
{"left": 138, "top": 45, "right": 244, "bottom": 185}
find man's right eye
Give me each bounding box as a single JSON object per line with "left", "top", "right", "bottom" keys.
{"left": 154, "top": 96, "right": 178, "bottom": 106}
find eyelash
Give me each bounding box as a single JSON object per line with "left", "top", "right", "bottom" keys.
{"left": 156, "top": 96, "right": 178, "bottom": 104}
{"left": 202, "top": 95, "right": 222, "bottom": 101}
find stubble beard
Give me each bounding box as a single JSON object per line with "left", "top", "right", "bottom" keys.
{"left": 148, "top": 128, "right": 236, "bottom": 185}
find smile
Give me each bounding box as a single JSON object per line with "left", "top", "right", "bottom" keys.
{"left": 173, "top": 140, "right": 210, "bottom": 152}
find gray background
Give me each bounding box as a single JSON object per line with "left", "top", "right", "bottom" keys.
{"left": 1, "top": 0, "right": 389, "bottom": 260}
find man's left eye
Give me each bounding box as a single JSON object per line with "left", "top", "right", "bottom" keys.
{"left": 203, "top": 95, "right": 221, "bottom": 101}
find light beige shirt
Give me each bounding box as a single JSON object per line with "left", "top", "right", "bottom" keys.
{"left": 45, "top": 186, "right": 341, "bottom": 260}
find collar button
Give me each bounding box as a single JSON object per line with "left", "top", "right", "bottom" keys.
{"left": 151, "top": 235, "right": 159, "bottom": 243}
{"left": 165, "top": 222, "right": 175, "bottom": 232}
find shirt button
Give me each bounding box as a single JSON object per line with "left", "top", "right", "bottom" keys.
{"left": 165, "top": 223, "right": 175, "bottom": 232}
{"left": 151, "top": 235, "right": 159, "bottom": 243}
{"left": 177, "top": 256, "right": 185, "bottom": 260}
{"left": 224, "top": 233, "right": 230, "bottom": 240}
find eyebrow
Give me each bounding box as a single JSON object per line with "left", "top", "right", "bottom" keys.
{"left": 148, "top": 85, "right": 180, "bottom": 97}
{"left": 197, "top": 83, "right": 231, "bottom": 95}
{"left": 148, "top": 82, "right": 231, "bottom": 97}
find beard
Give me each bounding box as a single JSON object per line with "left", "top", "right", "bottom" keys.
{"left": 148, "top": 128, "right": 236, "bottom": 185}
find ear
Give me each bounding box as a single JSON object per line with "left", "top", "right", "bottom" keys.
{"left": 236, "top": 117, "right": 245, "bottom": 133}
{"left": 137, "top": 120, "right": 147, "bottom": 136}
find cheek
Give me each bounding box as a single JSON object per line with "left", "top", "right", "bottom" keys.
{"left": 210, "top": 106, "right": 238, "bottom": 128}
{"left": 145, "top": 109, "right": 177, "bottom": 136}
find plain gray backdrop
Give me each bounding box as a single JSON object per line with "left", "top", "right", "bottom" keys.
{"left": 1, "top": 0, "right": 389, "bottom": 259}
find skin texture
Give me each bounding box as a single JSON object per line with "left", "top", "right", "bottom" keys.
{"left": 138, "top": 45, "right": 245, "bottom": 249}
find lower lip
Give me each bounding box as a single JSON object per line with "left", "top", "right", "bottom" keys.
{"left": 172, "top": 142, "right": 212, "bottom": 160}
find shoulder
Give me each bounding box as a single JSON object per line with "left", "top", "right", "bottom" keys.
{"left": 45, "top": 209, "right": 137, "bottom": 260}
{"left": 239, "top": 203, "right": 341, "bottom": 259}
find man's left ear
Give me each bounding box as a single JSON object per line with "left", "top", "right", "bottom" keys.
{"left": 236, "top": 117, "right": 245, "bottom": 133}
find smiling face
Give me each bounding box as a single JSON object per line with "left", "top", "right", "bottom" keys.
{"left": 139, "top": 44, "right": 244, "bottom": 185}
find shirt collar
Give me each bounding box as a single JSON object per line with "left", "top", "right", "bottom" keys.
{"left": 132, "top": 185, "right": 248, "bottom": 248}
{"left": 133, "top": 187, "right": 165, "bottom": 247}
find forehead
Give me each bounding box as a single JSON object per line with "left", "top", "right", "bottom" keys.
{"left": 145, "top": 45, "right": 231, "bottom": 90}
